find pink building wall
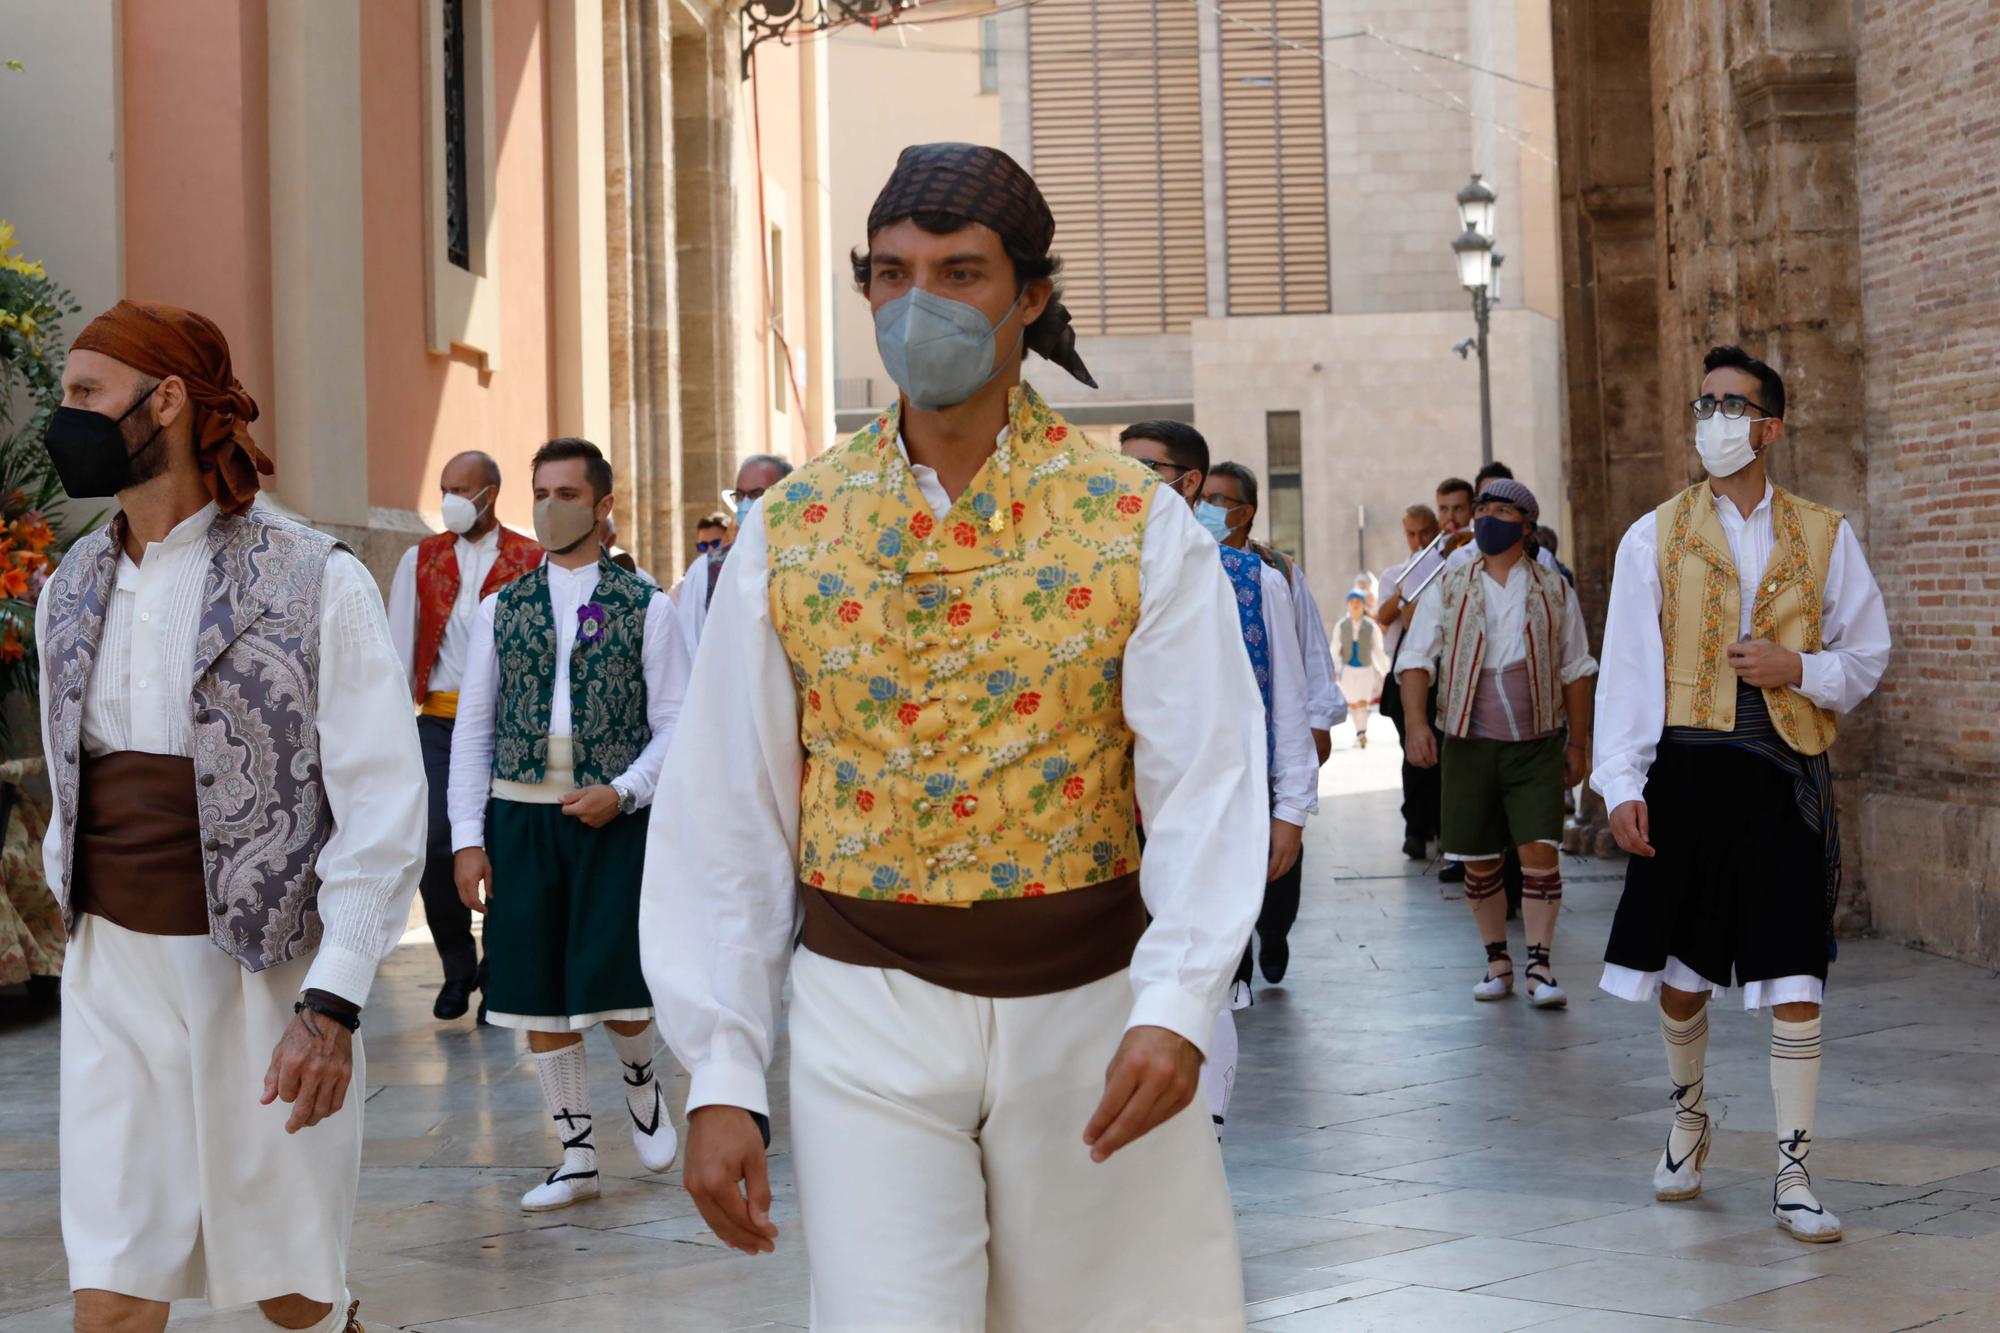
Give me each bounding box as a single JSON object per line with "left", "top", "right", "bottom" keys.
{"left": 361, "top": 0, "right": 557, "bottom": 532}
{"left": 120, "top": 0, "right": 275, "bottom": 468}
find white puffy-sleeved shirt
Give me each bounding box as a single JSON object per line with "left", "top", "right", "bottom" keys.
{"left": 1258, "top": 564, "right": 1320, "bottom": 828}
{"left": 1283, "top": 564, "right": 1344, "bottom": 732}
{"left": 639, "top": 438, "right": 1271, "bottom": 1119}
{"left": 1590, "top": 484, "right": 1891, "bottom": 813}
{"left": 446, "top": 559, "right": 690, "bottom": 851}
{"left": 36, "top": 503, "right": 427, "bottom": 1007}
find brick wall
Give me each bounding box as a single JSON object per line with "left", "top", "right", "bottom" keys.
{"left": 1854, "top": 0, "right": 2000, "bottom": 961}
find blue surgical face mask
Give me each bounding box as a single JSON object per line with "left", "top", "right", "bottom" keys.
{"left": 735, "top": 498, "right": 754, "bottom": 530}
{"left": 1193, "top": 501, "right": 1234, "bottom": 542}
{"left": 874, "top": 287, "right": 1024, "bottom": 411}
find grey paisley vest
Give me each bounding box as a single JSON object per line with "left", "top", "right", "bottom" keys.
{"left": 41, "top": 509, "right": 342, "bottom": 972}
{"left": 492, "top": 556, "right": 652, "bottom": 787}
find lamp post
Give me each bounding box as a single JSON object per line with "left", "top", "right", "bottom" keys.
{"left": 1452, "top": 174, "right": 1499, "bottom": 469}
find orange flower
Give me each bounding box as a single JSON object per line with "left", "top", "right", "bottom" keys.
{"left": 0, "top": 568, "right": 26, "bottom": 599}
{"left": 0, "top": 625, "right": 22, "bottom": 665}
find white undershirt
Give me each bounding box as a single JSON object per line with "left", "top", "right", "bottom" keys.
{"left": 35, "top": 502, "right": 427, "bottom": 1007}
{"left": 1395, "top": 557, "right": 1598, "bottom": 684}
{"left": 387, "top": 525, "right": 504, "bottom": 695}
{"left": 638, "top": 434, "right": 1270, "bottom": 1119}
{"left": 446, "top": 560, "right": 689, "bottom": 851}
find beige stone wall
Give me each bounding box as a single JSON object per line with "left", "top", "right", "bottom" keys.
{"left": 1192, "top": 307, "right": 1564, "bottom": 622}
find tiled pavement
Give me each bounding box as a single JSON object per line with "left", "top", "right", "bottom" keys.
{"left": 6, "top": 728, "right": 2000, "bottom": 1330}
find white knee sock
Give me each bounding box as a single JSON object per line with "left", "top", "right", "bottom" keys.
{"left": 1662, "top": 1007, "right": 1710, "bottom": 1163}
{"left": 1200, "top": 1007, "right": 1238, "bottom": 1131}
{"left": 604, "top": 1021, "right": 664, "bottom": 1127}
{"left": 532, "top": 1043, "right": 597, "bottom": 1185}
{"left": 1771, "top": 1016, "right": 1824, "bottom": 1212}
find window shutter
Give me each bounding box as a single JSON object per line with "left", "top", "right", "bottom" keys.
{"left": 1219, "top": 0, "right": 1330, "bottom": 315}
{"left": 1028, "top": 0, "right": 1207, "bottom": 334}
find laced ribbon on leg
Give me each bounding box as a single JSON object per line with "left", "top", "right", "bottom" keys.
{"left": 1484, "top": 939, "right": 1512, "bottom": 980}
{"left": 547, "top": 1107, "right": 598, "bottom": 1187}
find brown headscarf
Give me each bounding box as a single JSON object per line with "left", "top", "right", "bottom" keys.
{"left": 70, "top": 300, "right": 273, "bottom": 514}
{"left": 866, "top": 143, "right": 1097, "bottom": 389}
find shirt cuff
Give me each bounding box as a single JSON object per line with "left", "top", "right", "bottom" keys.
{"left": 1595, "top": 772, "right": 1647, "bottom": 815}
{"left": 1560, "top": 656, "right": 1600, "bottom": 686}
{"left": 686, "top": 1061, "right": 772, "bottom": 1119}
{"left": 1272, "top": 801, "right": 1314, "bottom": 828}
{"left": 450, "top": 819, "right": 486, "bottom": 853}
{"left": 1795, "top": 651, "right": 1842, "bottom": 710}
{"left": 301, "top": 943, "right": 382, "bottom": 1010}
{"left": 1309, "top": 705, "right": 1342, "bottom": 730}
{"left": 1127, "top": 983, "right": 1222, "bottom": 1061}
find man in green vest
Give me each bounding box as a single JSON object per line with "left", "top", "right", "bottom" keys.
{"left": 447, "top": 437, "right": 690, "bottom": 1212}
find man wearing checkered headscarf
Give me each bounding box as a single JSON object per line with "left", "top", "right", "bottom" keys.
{"left": 643, "top": 143, "right": 1266, "bottom": 1325}
{"left": 1395, "top": 476, "right": 1598, "bottom": 1016}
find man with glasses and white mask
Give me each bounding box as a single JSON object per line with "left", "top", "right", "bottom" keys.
{"left": 674, "top": 454, "right": 792, "bottom": 657}
{"left": 1594, "top": 345, "right": 1890, "bottom": 1243}
{"left": 388, "top": 451, "right": 544, "bottom": 1021}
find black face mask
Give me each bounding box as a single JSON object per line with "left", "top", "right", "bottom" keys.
{"left": 43, "top": 383, "right": 166, "bottom": 499}
{"left": 1473, "top": 514, "right": 1525, "bottom": 556}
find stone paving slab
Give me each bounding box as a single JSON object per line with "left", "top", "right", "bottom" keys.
{"left": 5, "top": 727, "right": 2000, "bottom": 1330}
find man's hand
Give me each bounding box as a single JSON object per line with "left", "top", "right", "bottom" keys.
{"left": 1726, "top": 638, "right": 1803, "bottom": 689}
{"left": 561, "top": 784, "right": 621, "bottom": 828}
{"left": 1564, "top": 741, "right": 1589, "bottom": 789}
{"left": 261, "top": 1008, "right": 354, "bottom": 1134}
{"left": 1610, "top": 800, "right": 1655, "bottom": 858}
{"left": 1312, "top": 728, "right": 1332, "bottom": 766}
{"left": 684, "top": 1106, "right": 779, "bottom": 1255}
{"left": 1405, "top": 720, "right": 1439, "bottom": 769}
{"left": 1374, "top": 593, "right": 1405, "bottom": 628}
{"left": 1083, "top": 1025, "right": 1202, "bottom": 1164}
{"left": 455, "top": 847, "right": 492, "bottom": 914}
{"left": 1268, "top": 818, "right": 1303, "bottom": 882}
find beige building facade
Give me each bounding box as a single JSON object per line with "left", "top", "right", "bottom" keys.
{"left": 1, "top": 0, "right": 834, "bottom": 590}
{"left": 830, "top": 0, "right": 1568, "bottom": 616}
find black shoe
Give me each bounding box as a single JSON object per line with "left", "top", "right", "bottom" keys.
{"left": 1259, "top": 940, "right": 1290, "bottom": 984}
{"left": 1402, "top": 834, "right": 1427, "bottom": 861}
{"left": 476, "top": 995, "right": 491, "bottom": 1026}
{"left": 434, "top": 977, "right": 474, "bottom": 1021}
{"left": 1438, "top": 862, "right": 1466, "bottom": 884}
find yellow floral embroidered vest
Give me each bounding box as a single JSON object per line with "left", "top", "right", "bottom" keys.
{"left": 763, "top": 384, "right": 1155, "bottom": 906}
{"left": 1655, "top": 483, "right": 1842, "bottom": 755}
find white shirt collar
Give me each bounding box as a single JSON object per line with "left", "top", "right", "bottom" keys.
{"left": 460, "top": 524, "right": 501, "bottom": 552}
{"left": 546, "top": 558, "right": 600, "bottom": 584}
{"left": 115, "top": 502, "right": 220, "bottom": 585}
{"left": 1712, "top": 481, "right": 1775, "bottom": 524}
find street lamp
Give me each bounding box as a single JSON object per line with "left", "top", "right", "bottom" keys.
{"left": 1452, "top": 174, "right": 1499, "bottom": 468}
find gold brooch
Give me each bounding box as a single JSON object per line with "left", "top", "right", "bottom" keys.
{"left": 987, "top": 513, "right": 1006, "bottom": 533}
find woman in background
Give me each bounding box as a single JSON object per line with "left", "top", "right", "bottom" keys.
{"left": 1336, "top": 588, "right": 1391, "bottom": 748}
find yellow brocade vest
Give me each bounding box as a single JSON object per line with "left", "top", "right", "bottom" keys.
{"left": 1655, "top": 482, "right": 1842, "bottom": 755}
{"left": 763, "top": 384, "right": 1155, "bottom": 906}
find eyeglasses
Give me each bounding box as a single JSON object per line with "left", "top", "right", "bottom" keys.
{"left": 1136, "top": 459, "right": 1191, "bottom": 481}
{"left": 696, "top": 539, "right": 722, "bottom": 554}
{"left": 1690, "top": 394, "right": 1771, "bottom": 421}
{"left": 1201, "top": 493, "right": 1249, "bottom": 511}
{"left": 722, "top": 486, "right": 773, "bottom": 509}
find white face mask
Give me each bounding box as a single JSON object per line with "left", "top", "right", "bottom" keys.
{"left": 440, "top": 487, "right": 491, "bottom": 536}
{"left": 1694, "top": 413, "right": 1768, "bottom": 479}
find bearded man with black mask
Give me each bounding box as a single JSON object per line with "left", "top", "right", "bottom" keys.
{"left": 1399, "top": 477, "right": 1597, "bottom": 1012}
{"left": 446, "top": 437, "right": 690, "bottom": 1213}
{"left": 1593, "top": 345, "right": 1890, "bottom": 1244}
{"left": 38, "top": 300, "right": 425, "bottom": 1332}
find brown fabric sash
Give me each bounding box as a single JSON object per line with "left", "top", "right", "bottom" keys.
{"left": 72, "top": 752, "right": 209, "bottom": 936}
{"left": 798, "top": 874, "right": 1147, "bottom": 998}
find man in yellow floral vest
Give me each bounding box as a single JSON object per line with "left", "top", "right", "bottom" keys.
{"left": 1593, "top": 345, "right": 1890, "bottom": 1244}
{"left": 640, "top": 144, "right": 1267, "bottom": 1327}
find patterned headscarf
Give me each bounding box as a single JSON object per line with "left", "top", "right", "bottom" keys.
{"left": 70, "top": 300, "right": 273, "bottom": 514}
{"left": 866, "top": 143, "right": 1097, "bottom": 389}
{"left": 1475, "top": 477, "right": 1540, "bottom": 528}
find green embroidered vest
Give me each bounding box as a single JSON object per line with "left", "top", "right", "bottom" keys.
{"left": 762, "top": 383, "right": 1154, "bottom": 906}
{"left": 493, "top": 556, "right": 653, "bottom": 786}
